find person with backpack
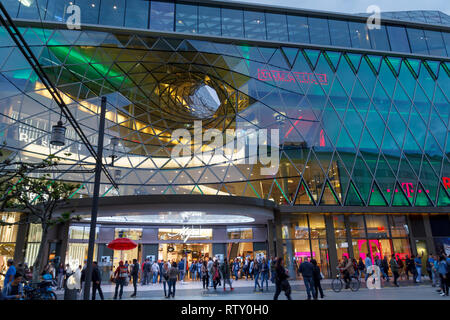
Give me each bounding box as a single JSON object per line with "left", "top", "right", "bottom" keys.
{"left": 130, "top": 259, "right": 139, "bottom": 297}
{"left": 389, "top": 254, "right": 400, "bottom": 287}
{"left": 113, "top": 261, "right": 129, "bottom": 300}
{"left": 298, "top": 257, "right": 316, "bottom": 300}
{"left": 151, "top": 260, "right": 160, "bottom": 284}
{"left": 273, "top": 257, "right": 291, "bottom": 300}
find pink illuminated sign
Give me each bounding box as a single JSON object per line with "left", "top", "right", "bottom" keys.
{"left": 295, "top": 251, "right": 316, "bottom": 257}
{"left": 372, "top": 183, "right": 430, "bottom": 197}
{"left": 257, "top": 69, "right": 328, "bottom": 85}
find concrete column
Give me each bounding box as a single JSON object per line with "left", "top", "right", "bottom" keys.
{"left": 273, "top": 210, "right": 283, "bottom": 258}
{"left": 344, "top": 215, "right": 354, "bottom": 259}
{"left": 267, "top": 220, "right": 275, "bottom": 257}
{"left": 422, "top": 214, "right": 435, "bottom": 255}
{"left": 13, "top": 214, "right": 29, "bottom": 263}
{"left": 325, "top": 214, "right": 338, "bottom": 277}
{"left": 58, "top": 222, "right": 70, "bottom": 266}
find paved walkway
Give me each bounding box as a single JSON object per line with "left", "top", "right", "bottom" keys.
{"left": 57, "top": 277, "right": 449, "bottom": 300}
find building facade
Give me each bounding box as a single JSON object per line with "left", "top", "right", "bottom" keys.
{"left": 0, "top": 0, "right": 449, "bottom": 279}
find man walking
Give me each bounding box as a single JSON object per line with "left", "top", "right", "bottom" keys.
{"left": 2, "top": 259, "right": 16, "bottom": 296}
{"left": 364, "top": 253, "right": 372, "bottom": 282}
{"left": 152, "top": 260, "right": 160, "bottom": 284}
{"left": 414, "top": 255, "right": 422, "bottom": 283}
{"left": 298, "top": 258, "right": 316, "bottom": 300}
{"left": 178, "top": 258, "right": 186, "bottom": 283}
{"left": 142, "top": 259, "right": 150, "bottom": 285}
{"left": 130, "top": 259, "right": 139, "bottom": 297}
{"left": 113, "top": 261, "right": 128, "bottom": 300}
{"left": 91, "top": 261, "right": 104, "bottom": 300}
{"left": 207, "top": 258, "right": 214, "bottom": 287}
{"left": 389, "top": 254, "right": 399, "bottom": 287}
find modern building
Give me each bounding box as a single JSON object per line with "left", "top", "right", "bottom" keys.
{"left": 0, "top": 0, "right": 449, "bottom": 280}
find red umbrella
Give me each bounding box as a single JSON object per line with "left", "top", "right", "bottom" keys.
{"left": 107, "top": 238, "right": 137, "bottom": 251}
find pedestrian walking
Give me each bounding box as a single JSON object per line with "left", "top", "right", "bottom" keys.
{"left": 273, "top": 257, "right": 291, "bottom": 300}
{"left": 161, "top": 263, "right": 170, "bottom": 298}
{"left": 437, "top": 255, "right": 449, "bottom": 296}
{"left": 211, "top": 261, "right": 221, "bottom": 290}
{"left": 389, "top": 254, "right": 399, "bottom": 287}
{"left": 364, "top": 253, "right": 372, "bottom": 282}
{"left": 168, "top": 262, "right": 179, "bottom": 298}
{"left": 201, "top": 260, "right": 209, "bottom": 290}
{"left": 357, "top": 257, "right": 365, "bottom": 280}
{"left": 270, "top": 257, "right": 277, "bottom": 283}
{"left": 311, "top": 259, "right": 324, "bottom": 299}
{"left": 260, "top": 258, "right": 269, "bottom": 291}
{"left": 382, "top": 256, "right": 390, "bottom": 282}
{"left": 232, "top": 258, "right": 240, "bottom": 281}
{"left": 152, "top": 260, "right": 160, "bottom": 284}
{"left": 55, "top": 263, "right": 65, "bottom": 290}
{"left": 91, "top": 261, "right": 104, "bottom": 300}
{"left": 298, "top": 257, "right": 316, "bottom": 300}
{"left": 414, "top": 255, "right": 422, "bottom": 283}
{"left": 253, "top": 259, "right": 261, "bottom": 291}
{"left": 207, "top": 258, "right": 214, "bottom": 287}
{"left": 130, "top": 259, "right": 139, "bottom": 297}
{"left": 113, "top": 261, "right": 129, "bottom": 300}
{"left": 141, "top": 258, "right": 151, "bottom": 285}
{"left": 178, "top": 258, "right": 186, "bottom": 283}
{"left": 220, "top": 258, "right": 233, "bottom": 291}
{"left": 2, "top": 259, "right": 16, "bottom": 296}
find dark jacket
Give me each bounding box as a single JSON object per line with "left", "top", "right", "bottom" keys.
{"left": 312, "top": 265, "right": 322, "bottom": 282}
{"left": 168, "top": 267, "right": 179, "bottom": 280}
{"left": 298, "top": 261, "right": 314, "bottom": 278}
{"left": 92, "top": 266, "right": 102, "bottom": 283}
{"left": 275, "top": 265, "right": 288, "bottom": 283}
{"left": 131, "top": 263, "right": 139, "bottom": 277}
{"left": 220, "top": 263, "right": 230, "bottom": 279}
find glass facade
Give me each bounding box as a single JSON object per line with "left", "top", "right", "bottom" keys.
{"left": 4, "top": 1, "right": 449, "bottom": 57}
{"left": 0, "top": 24, "right": 448, "bottom": 206}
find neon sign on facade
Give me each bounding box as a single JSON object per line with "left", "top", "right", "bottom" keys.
{"left": 257, "top": 69, "right": 328, "bottom": 85}
{"left": 371, "top": 177, "right": 450, "bottom": 198}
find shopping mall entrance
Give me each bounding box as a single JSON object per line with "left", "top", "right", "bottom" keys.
{"left": 158, "top": 243, "right": 212, "bottom": 264}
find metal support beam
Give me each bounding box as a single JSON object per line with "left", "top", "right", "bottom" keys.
{"left": 83, "top": 96, "right": 107, "bottom": 300}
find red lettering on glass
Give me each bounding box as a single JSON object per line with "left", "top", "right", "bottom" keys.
{"left": 257, "top": 69, "right": 328, "bottom": 85}
{"left": 443, "top": 177, "right": 450, "bottom": 189}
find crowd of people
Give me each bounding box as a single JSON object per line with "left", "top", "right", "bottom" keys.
{"left": 1, "top": 251, "right": 448, "bottom": 300}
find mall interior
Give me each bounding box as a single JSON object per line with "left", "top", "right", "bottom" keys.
{"left": 0, "top": 0, "right": 449, "bottom": 281}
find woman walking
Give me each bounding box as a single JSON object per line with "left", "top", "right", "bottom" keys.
{"left": 253, "top": 259, "right": 261, "bottom": 292}
{"left": 311, "top": 259, "right": 324, "bottom": 299}
{"left": 438, "top": 255, "right": 449, "bottom": 296}
{"left": 260, "top": 258, "right": 269, "bottom": 291}
{"left": 161, "top": 262, "right": 170, "bottom": 298}
{"left": 390, "top": 254, "right": 400, "bottom": 287}
{"left": 201, "top": 260, "right": 209, "bottom": 290}
{"left": 168, "top": 262, "right": 179, "bottom": 298}
{"left": 211, "top": 261, "right": 221, "bottom": 290}
{"left": 273, "top": 257, "right": 292, "bottom": 300}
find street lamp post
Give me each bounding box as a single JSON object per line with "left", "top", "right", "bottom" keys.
{"left": 83, "top": 96, "right": 107, "bottom": 300}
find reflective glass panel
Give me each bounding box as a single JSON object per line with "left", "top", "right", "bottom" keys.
{"left": 76, "top": 0, "right": 100, "bottom": 25}
{"left": 99, "top": 0, "right": 125, "bottom": 27}
{"left": 2, "top": 0, "right": 20, "bottom": 18}
{"left": 407, "top": 28, "right": 429, "bottom": 54}
{"left": 424, "top": 30, "right": 447, "bottom": 56}
{"left": 266, "top": 12, "right": 288, "bottom": 42}
{"left": 365, "top": 215, "right": 389, "bottom": 238}
{"left": 227, "top": 227, "right": 253, "bottom": 240}
{"left": 388, "top": 215, "right": 409, "bottom": 237}
{"left": 150, "top": 0, "right": 174, "bottom": 31}
{"left": 45, "top": 0, "right": 72, "bottom": 22}
{"left": 115, "top": 227, "right": 142, "bottom": 240}
{"left": 125, "top": 0, "right": 149, "bottom": 29}
{"left": 17, "top": 0, "right": 48, "bottom": 20}
{"left": 387, "top": 25, "right": 410, "bottom": 53}
{"left": 329, "top": 19, "right": 351, "bottom": 47}
{"left": 287, "top": 15, "right": 309, "bottom": 43}
{"left": 443, "top": 32, "right": 450, "bottom": 57}
{"left": 347, "top": 215, "right": 366, "bottom": 238}
{"left": 369, "top": 25, "right": 390, "bottom": 51}
{"left": 244, "top": 10, "right": 266, "bottom": 40}
{"left": 198, "top": 5, "right": 221, "bottom": 35}
{"left": 221, "top": 8, "right": 243, "bottom": 38}
{"left": 175, "top": 3, "right": 198, "bottom": 34}
{"left": 349, "top": 21, "right": 371, "bottom": 49}
{"left": 308, "top": 17, "right": 330, "bottom": 45}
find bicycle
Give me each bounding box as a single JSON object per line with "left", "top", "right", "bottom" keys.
{"left": 331, "top": 268, "right": 360, "bottom": 292}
